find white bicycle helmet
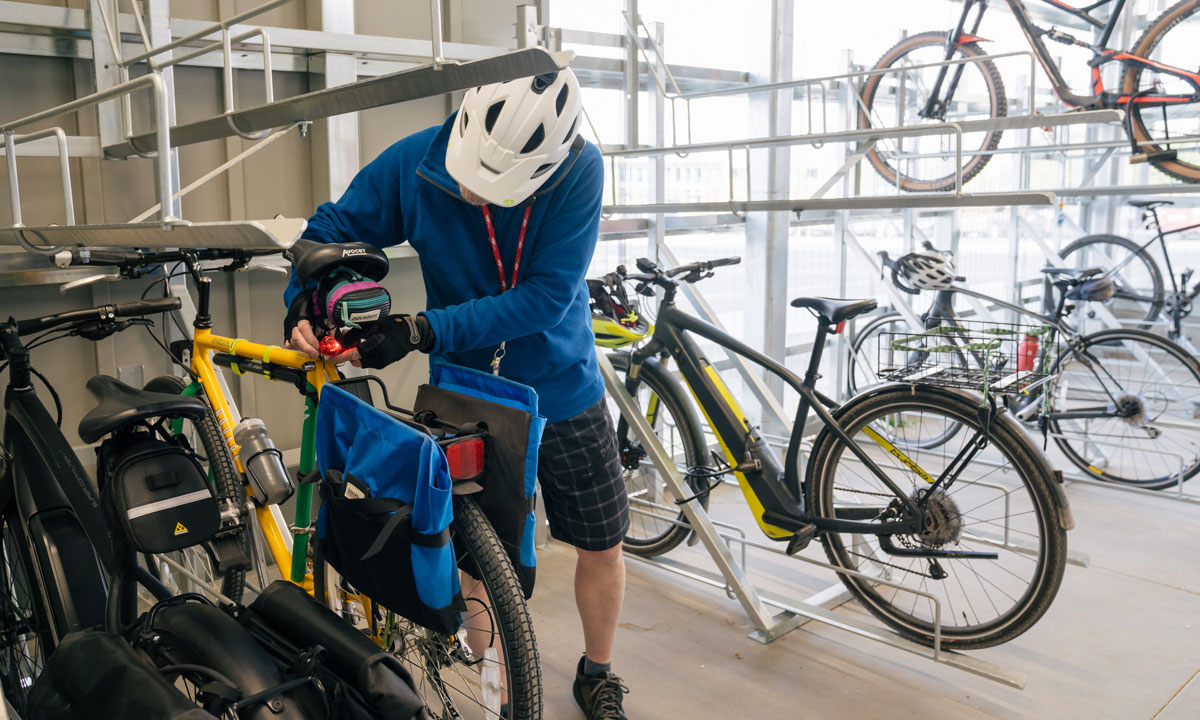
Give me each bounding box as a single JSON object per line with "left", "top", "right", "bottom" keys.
{"left": 446, "top": 68, "right": 583, "bottom": 207}
{"left": 896, "top": 250, "right": 958, "bottom": 291}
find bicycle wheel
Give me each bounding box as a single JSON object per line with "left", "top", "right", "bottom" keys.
{"left": 859, "top": 31, "right": 1006, "bottom": 192}
{"left": 806, "top": 385, "right": 1067, "bottom": 649}
{"left": 0, "top": 510, "right": 53, "bottom": 715}
{"left": 605, "top": 352, "right": 709, "bottom": 557}
{"left": 1121, "top": 0, "right": 1200, "bottom": 183}
{"left": 0, "top": 508, "right": 57, "bottom": 716}
{"left": 143, "top": 375, "right": 248, "bottom": 603}
{"left": 318, "top": 495, "right": 542, "bottom": 720}
{"left": 1048, "top": 329, "right": 1200, "bottom": 488}
{"left": 1059, "top": 234, "right": 1165, "bottom": 328}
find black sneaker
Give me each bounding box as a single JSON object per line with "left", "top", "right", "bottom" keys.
{"left": 572, "top": 656, "right": 629, "bottom": 720}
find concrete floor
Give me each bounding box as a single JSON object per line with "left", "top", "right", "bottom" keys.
{"left": 528, "top": 478, "right": 1200, "bottom": 719}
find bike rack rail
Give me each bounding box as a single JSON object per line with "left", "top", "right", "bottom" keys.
{"left": 598, "top": 349, "right": 1030, "bottom": 689}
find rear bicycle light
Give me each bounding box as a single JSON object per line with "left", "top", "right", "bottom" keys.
{"left": 443, "top": 437, "right": 485, "bottom": 481}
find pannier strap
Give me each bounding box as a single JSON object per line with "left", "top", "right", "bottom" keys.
{"left": 320, "top": 471, "right": 452, "bottom": 560}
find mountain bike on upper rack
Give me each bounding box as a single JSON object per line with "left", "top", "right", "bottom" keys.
{"left": 58, "top": 242, "right": 541, "bottom": 720}
{"left": 1058, "top": 199, "right": 1200, "bottom": 342}
{"left": 847, "top": 241, "right": 1200, "bottom": 490}
{"left": 590, "top": 257, "right": 1072, "bottom": 650}
{"left": 859, "top": 0, "right": 1200, "bottom": 191}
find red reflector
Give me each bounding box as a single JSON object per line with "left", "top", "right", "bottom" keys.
{"left": 319, "top": 335, "right": 343, "bottom": 356}
{"left": 445, "top": 437, "right": 485, "bottom": 480}
{"left": 834, "top": 321, "right": 847, "bottom": 335}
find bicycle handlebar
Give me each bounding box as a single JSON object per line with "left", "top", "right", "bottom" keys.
{"left": 622, "top": 256, "right": 742, "bottom": 285}
{"left": 62, "top": 246, "right": 278, "bottom": 271}
{"left": 14, "top": 297, "right": 180, "bottom": 335}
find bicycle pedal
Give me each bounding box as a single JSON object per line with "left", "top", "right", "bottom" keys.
{"left": 785, "top": 524, "right": 818, "bottom": 556}
{"left": 1130, "top": 149, "right": 1177, "bottom": 164}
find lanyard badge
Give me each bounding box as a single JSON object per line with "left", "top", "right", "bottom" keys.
{"left": 481, "top": 205, "right": 532, "bottom": 375}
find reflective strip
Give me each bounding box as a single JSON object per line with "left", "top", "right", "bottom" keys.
{"left": 126, "top": 490, "right": 213, "bottom": 520}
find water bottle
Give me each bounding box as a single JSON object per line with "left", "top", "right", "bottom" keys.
{"left": 1018, "top": 334, "right": 1039, "bottom": 372}
{"left": 234, "top": 418, "right": 294, "bottom": 506}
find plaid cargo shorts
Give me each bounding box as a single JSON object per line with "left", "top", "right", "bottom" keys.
{"left": 537, "top": 399, "right": 630, "bottom": 551}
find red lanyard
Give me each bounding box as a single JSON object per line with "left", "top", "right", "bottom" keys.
{"left": 481, "top": 205, "right": 532, "bottom": 292}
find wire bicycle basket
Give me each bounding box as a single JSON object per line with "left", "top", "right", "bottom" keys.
{"left": 876, "top": 320, "right": 1057, "bottom": 396}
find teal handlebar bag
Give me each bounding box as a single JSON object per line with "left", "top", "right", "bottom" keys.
{"left": 415, "top": 362, "right": 545, "bottom": 598}
{"left": 316, "top": 383, "right": 463, "bottom": 634}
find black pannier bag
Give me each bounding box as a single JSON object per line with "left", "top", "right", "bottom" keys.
{"left": 26, "top": 630, "right": 217, "bottom": 720}
{"left": 246, "top": 580, "right": 429, "bottom": 720}
{"left": 101, "top": 437, "right": 220, "bottom": 554}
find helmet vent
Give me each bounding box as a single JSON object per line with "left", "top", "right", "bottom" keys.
{"left": 485, "top": 101, "right": 505, "bottom": 133}
{"left": 562, "top": 115, "right": 579, "bottom": 144}
{"left": 459, "top": 111, "right": 469, "bottom": 136}
{"left": 480, "top": 160, "right": 503, "bottom": 175}
{"left": 520, "top": 124, "right": 545, "bottom": 154}
{"left": 555, "top": 84, "right": 569, "bottom": 115}
{"left": 531, "top": 162, "right": 555, "bottom": 179}
{"left": 531, "top": 72, "right": 557, "bottom": 94}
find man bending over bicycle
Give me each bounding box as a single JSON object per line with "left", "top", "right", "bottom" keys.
{"left": 283, "top": 67, "right": 632, "bottom": 720}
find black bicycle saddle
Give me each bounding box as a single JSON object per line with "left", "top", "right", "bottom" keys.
{"left": 1129, "top": 200, "right": 1173, "bottom": 209}
{"left": 284, "top": 238, "right": 390, "bottom": 286}
{"left": 79, "top": 375, "right": 209, "bottom": 444}
{"left": 790, "top": 297, "right": 878, "bottom": 325}
{"left": 1039, "top": 266, "right": 1102, "bottom": 282}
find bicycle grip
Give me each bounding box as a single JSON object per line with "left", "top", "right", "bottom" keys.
{"left": 114, "top": 298, "right": 182, "bottom": 317}
{"left": 709, "top": 256, "right": 741, "bottom": 268}
{"left": 71, "top": 248, "right": 140, "bottom": 266}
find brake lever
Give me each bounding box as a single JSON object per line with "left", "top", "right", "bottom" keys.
{"left": 59, "top": 273, "right": 120, "bottom": 295}
{"left": 241, "top": 260, "right": 289, "bottom": 275}
{"left": 73, "top": 317, "right": 152, "bottom": 341}
{"left": 635, "top": 282, "right": 654, "bottom": 297}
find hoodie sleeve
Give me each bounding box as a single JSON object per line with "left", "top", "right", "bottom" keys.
{"left": 283, "top": 142, "right": 407, "bottom": 307}
{"left": 422, "top": 144, "right": 603, "bottom": 353}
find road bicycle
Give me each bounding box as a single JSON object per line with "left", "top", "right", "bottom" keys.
{"left": 592, "top": 256, "right": 1072, "bottom": 649}
{"left": 847, "top": 241, "right": 1200, "bottom": 489}
{"left": 859, "top": 0, "right": 1200, "bottom": 191}
{"left": 0, "top": 296, "right": 263, "bottom": 715}
{"left": 1058, "top": 199, "right": 1200, "bottom": 341}
{"left": 60, "top": 243, "right": 542, "bottom": 720}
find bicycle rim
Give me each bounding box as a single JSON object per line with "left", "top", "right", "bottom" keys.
{"left": 1050, "top": 331, "right": 1200, "bottom": 488}
{"left": 1122, "top": 0, "right": 1200, "bottom": 183}
{"left": 809, "top": 388, "right": 1065, "bottom": 649}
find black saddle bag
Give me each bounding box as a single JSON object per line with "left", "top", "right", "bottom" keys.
{"left": 100, "top": 436, "right": 220, "bottom": 554}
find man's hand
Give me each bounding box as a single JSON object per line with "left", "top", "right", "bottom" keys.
{"left": 286, "top": 318, "right": 322, "bottom": 358}
{"left": 358, "top": 314, "right": 435, "bottom": 370}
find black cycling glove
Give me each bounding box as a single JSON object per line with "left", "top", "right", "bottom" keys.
{"left": 357, "top": 314, "right": 436, "bottom": 369}
{"left": 283, "top": 291, "right": 315, "bottom": 345}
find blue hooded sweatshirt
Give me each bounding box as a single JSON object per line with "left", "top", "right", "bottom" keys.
{"left": 284, "top": 113, "right": 605, "bottom": 423}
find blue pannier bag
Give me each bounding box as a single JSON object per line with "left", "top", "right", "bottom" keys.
{"left": 315, "top": 382, "right": 464, "bottom": 634}
{"left": 414, "top": 362, "right": 545, "bottom": 598}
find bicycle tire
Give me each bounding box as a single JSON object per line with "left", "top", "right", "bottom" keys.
{"left": 316, "top": 494, "right": 542, "bottom": 720}
{"left": 607, "top": 352, "right": 709, "bottom": 557}
{"left": 1121, "top": 0, "right": 1200, "bottom": 184}
{"left": 806, "top": 385, "right": 1067, "bottom": 649}
{"left": 859, "top": 31, "right": 1006, "bottom": 192}
{"left": 0, "top": 509, "right": 53, "bottom": 715}
{"left": 143, "top": 375, "right": 248, "bottom": 603}
{"left": 1048, "top": 329, "right": 1200, "bottom": 488}
{"left": 1058, "top": 234, "right": 1165, "bottom": 328}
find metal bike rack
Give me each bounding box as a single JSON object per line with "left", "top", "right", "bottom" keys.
{"left": 599, "top": 349, "right": 1029, "bottom": 689}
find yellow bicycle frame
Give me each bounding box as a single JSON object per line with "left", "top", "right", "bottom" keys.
{"left": 189, "top": 327, "right": 340, "bottom": 591}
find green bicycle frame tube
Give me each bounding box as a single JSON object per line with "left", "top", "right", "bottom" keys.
{"left": 289, "top": 386, "right": 319, "bottom": 583}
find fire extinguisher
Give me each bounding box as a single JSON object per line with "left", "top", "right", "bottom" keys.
{"left": 1018, "top": 334, "right": 1039, "bottom": 372}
